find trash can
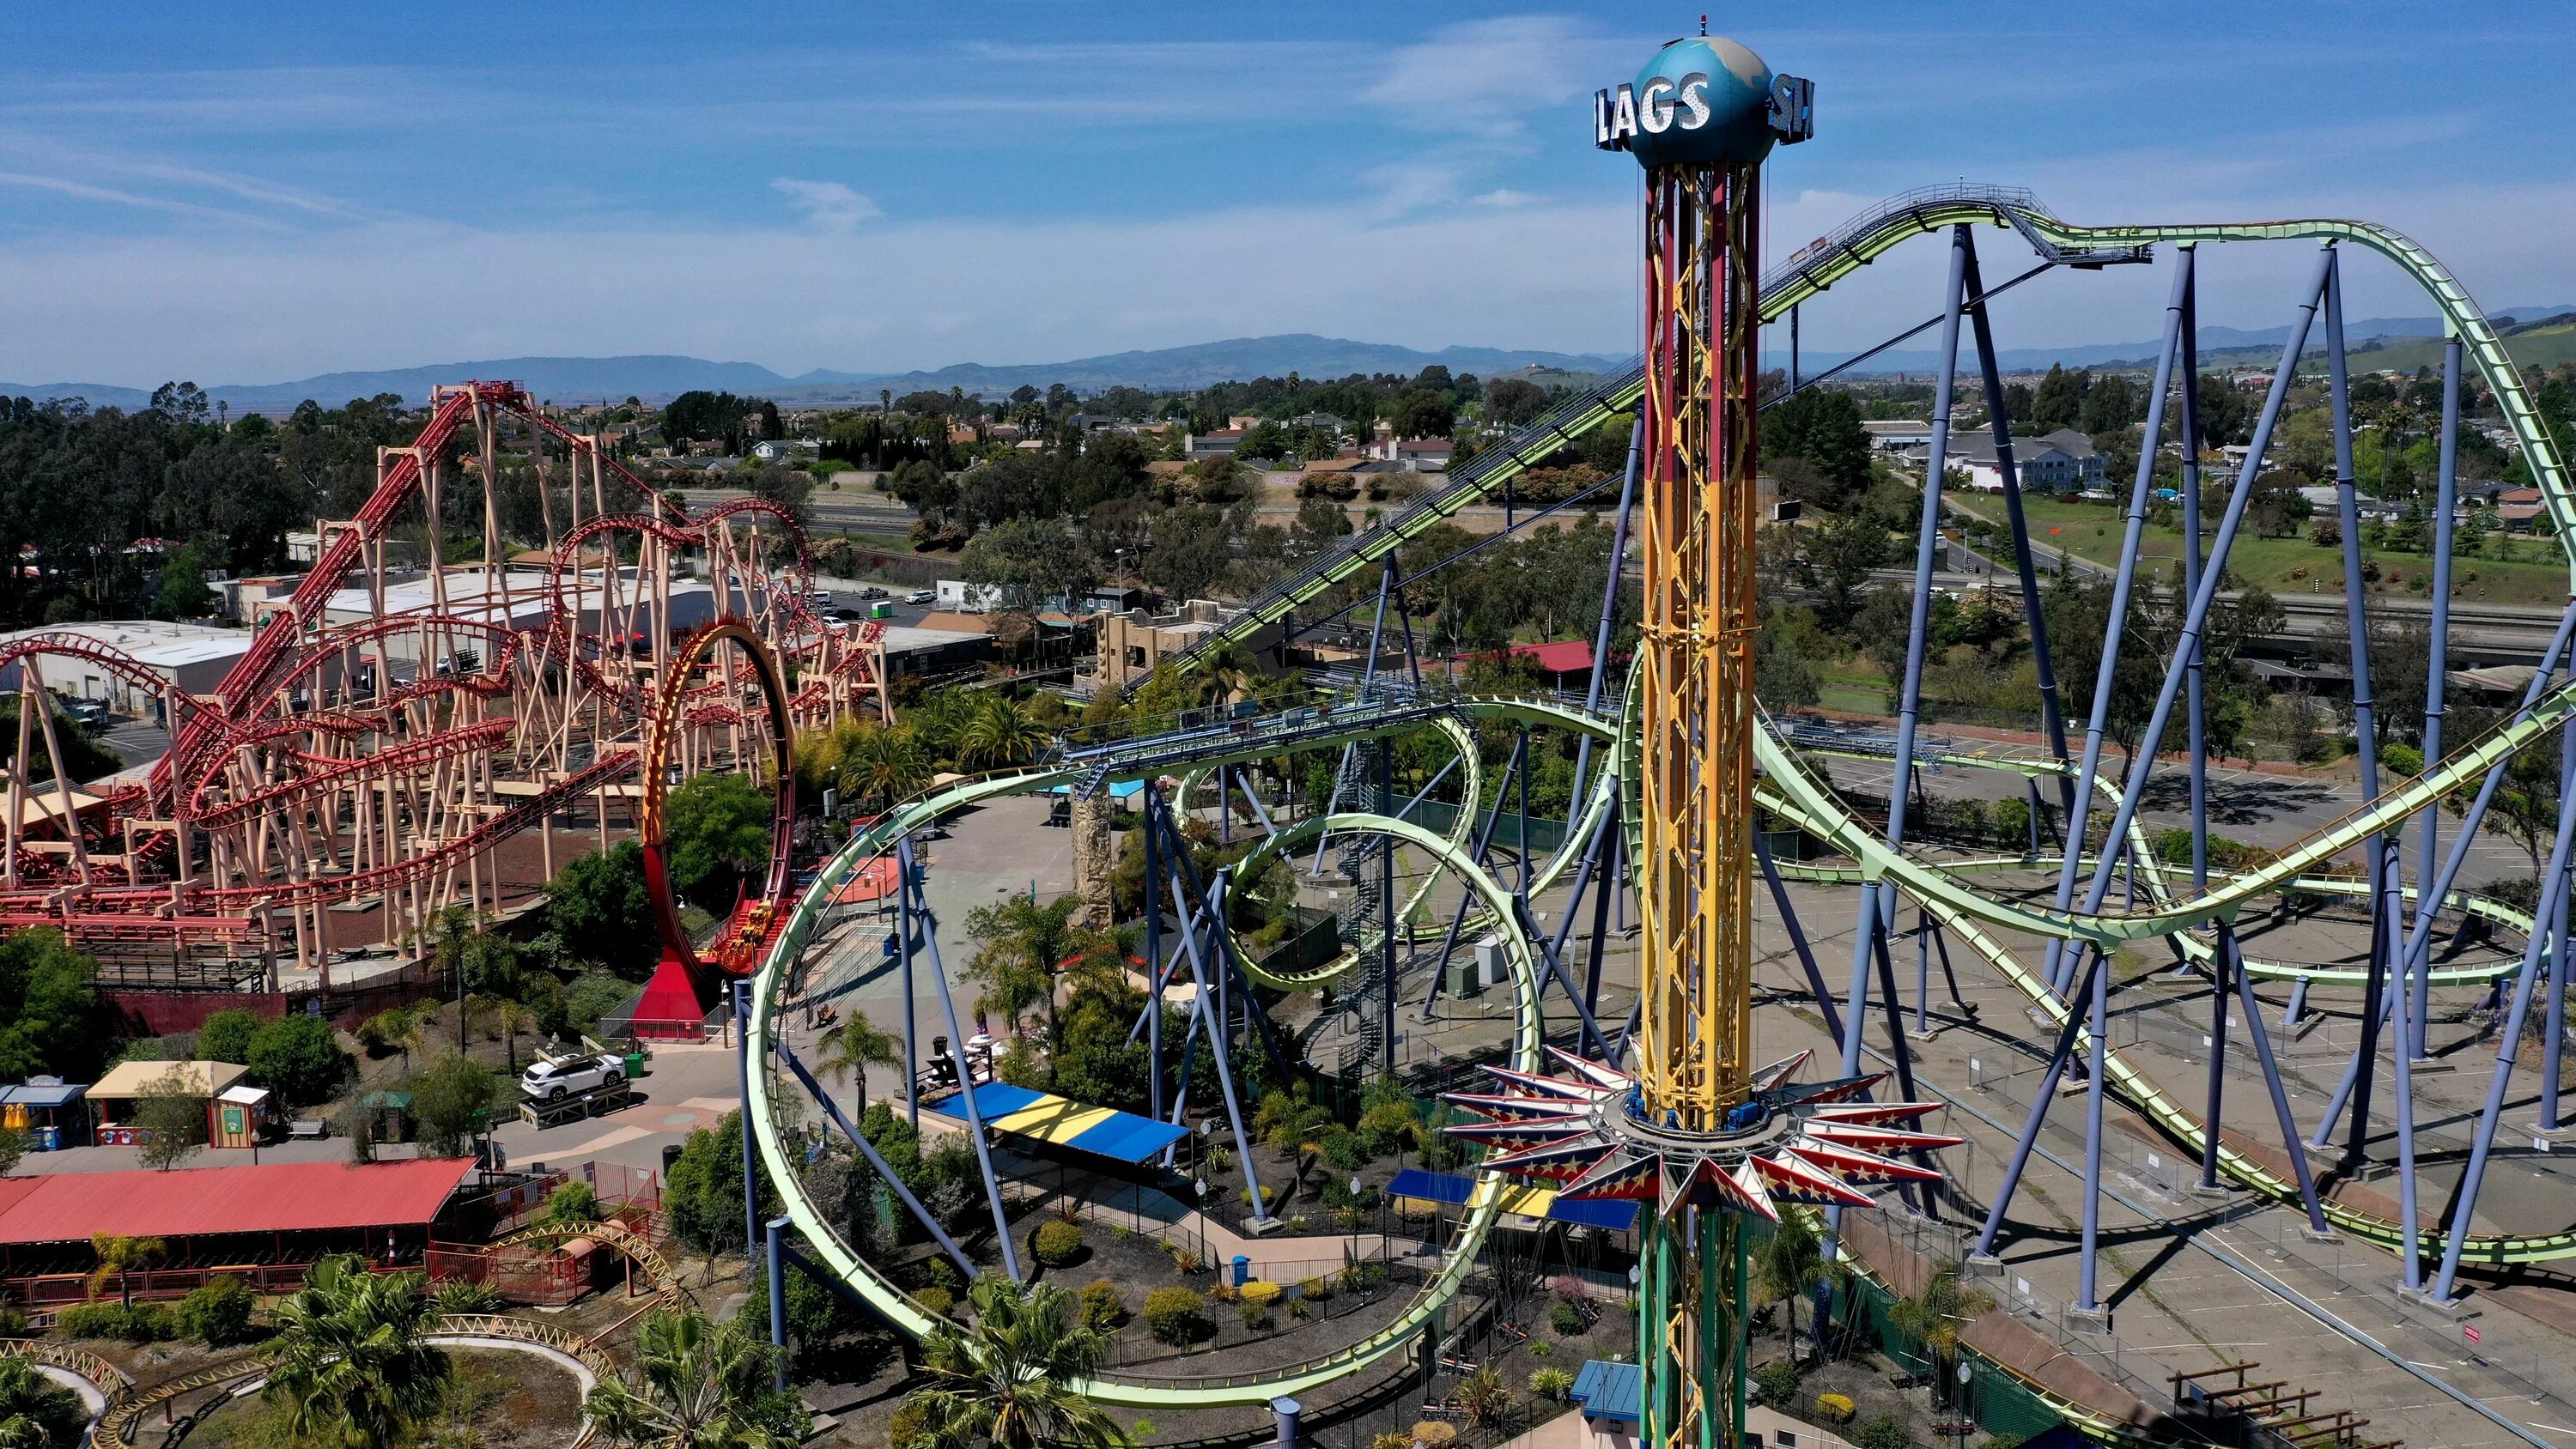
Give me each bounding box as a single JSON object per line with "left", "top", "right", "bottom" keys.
{"left": 624, "top": 1051, "right": 647, "bottom": 1080}
{"left": 32, "top": 1125, "right": 59, "bottom": 1152}
{"left": 1232, "top": 1255, "right": 1251, "bottom": 1288}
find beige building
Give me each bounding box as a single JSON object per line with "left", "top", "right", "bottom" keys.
{"left": 1084, "top": 600, "right": 1283, "bottom": 693}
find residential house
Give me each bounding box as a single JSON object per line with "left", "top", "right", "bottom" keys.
{"left": 1862, "top": 419, "right": 1934, "bottom": 452}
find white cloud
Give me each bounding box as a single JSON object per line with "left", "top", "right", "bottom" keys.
{"left": 771, "top": 179, "right": 880, "bottom": 233}
{"left": 1476, "top": 189, "right": 1536, "bottom": 208}
{"left": 1365, "top": 16, "right": 1618, "bottom": 137}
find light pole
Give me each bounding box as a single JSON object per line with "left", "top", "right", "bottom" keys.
{"left": 1194, "top": 1177, "right": 1210, "bottom": 1268}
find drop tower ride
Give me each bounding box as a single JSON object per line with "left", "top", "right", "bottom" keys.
{"left": 1449, "top": 33, "right": 1959, "bottom": 1449}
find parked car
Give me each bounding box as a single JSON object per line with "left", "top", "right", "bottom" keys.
{"left": 519, "top": 1052, "right": 625, "bottom": 1100}
{"left": 60, "top": 700, "right": 111, "bottom": 733}
{"left": 857, "top": 585, "right": 889, "bottom": 600}
{"left": 905, "top": 589, "right": 934, "bottom": 606}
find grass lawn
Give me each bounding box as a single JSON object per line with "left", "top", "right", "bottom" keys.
{"left": 1948, "top": 493, "right": 2576, "bottom": 607}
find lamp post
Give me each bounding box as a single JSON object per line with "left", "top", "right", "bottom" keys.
{"left": 1194, "top": 1177, "right": 1210, "bottom": 1268}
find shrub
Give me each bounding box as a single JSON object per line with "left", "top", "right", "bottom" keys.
{"left": 1458, "top": 1367, "right": 1512, "bottom": 1430}
{"left": 1131, "top": 1421, "right": 1157, "bottom": 1440}
{"left": 1371, "top": 1435, "right": 1413, "bottom": 1449}
{"left": 1031, "top": 1219, "right": 1084, "bottom": 1268}
{"left": 889, "top": 1398, "right": 938, "bottom": 1449}
{"left": 173, "top": 1276, "right": 258, "bottom": 1345}
{"left": 1528, "top": 1367, "right": 1575, "bottom": 1401}
{"left": 1141, "top": 1287, "right": 1208, "bottom": 1345}
{"left": 56, "top": 1302, "right": 174, "bottom": 1343}
{"left": 1239, "top": 1280, "right": 1281, "bottom": 1307}
{"left": 1318, "top": 1130, "right": 1369, "bottom": 1173}
{"left": 1208, "top": 1281, "right": 1238, "bottom": 1305}
{"left": 1814, "top": 1391, "right": 1856, "bottom": 1424}
{"left": 1851, "top": 1413, "right": 1909, "bottom": 1449}
{"left": 1238, "top": 1302, "right": 1271, "bottom": 1331}
{"left": 1549, "top": 1298, "right": 1586, "bottom": 1336}
{"left": 912, "top": 1286, "right": 955, "bottom": 1318}
{"left": 923, "top": 1257, "right": 965, "bottom": 1294}
{"left": 1410, "top": 1424, "right": 1457, "bottom": 1446}
{"left": 246, "top": 1013, "right": 355, "bottom": 1106}
{"left": 431, "top": 1279, "right": 503, "bottom": 1314}
{"left": 1751, "top": 1358, "right": 1801, "bottom": 1407}
{"left": 1296, "top": 1276, "right": 1330, "bottom": 1303}
{"left": 1078, "top": 1280, "right": 1125, "bottom": 1330}
{"left": 1528, "top": 1341, "right": 1552, "bottom": 1357}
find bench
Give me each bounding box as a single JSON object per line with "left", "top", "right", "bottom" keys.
{"left": 287, "top": 1119, "right": 328, "bottom": 1141}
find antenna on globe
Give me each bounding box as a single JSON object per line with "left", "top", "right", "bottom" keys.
{"left": 1699, "top": 14, "right": 1707, "bottom": 34}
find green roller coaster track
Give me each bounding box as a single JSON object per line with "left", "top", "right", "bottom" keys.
{"left": 744, "top": 186, "right": 2576, "bottom": 1432}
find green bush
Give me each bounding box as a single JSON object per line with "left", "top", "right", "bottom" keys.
{"left": 1296, "top": 1276, "right": 1330, "bottom": 1303}
{"left": 1031, "top": 1218, "right": 1084, "bottom": 1268}
{"left": 1750, "top": 1358, "right": 1801, "bottom": 1407}
{"left": 536, "top": 1180, "right": 601, "bottom": 1226}
{"left": 1528, "top": 1367, "right": 1575, "bottom": 1401}
{"left": 1141, "top": 1287, "right": 1207, "bottom": 1345}
{"left": 173, "top": 1276, "right": 258, "bottom": 1345}
{"left": 246, "top": 1013, "right": 354, "bottom": 1107}
{"left": 1850, "top": 1413, "right": 1909, "bottom": 1449}
{"left": 1237, "top": 1301, "right": 1271, "bottom": 1331}
{"left": 1318, "top": 1130, "right": 1369, "bottom": 1173}
{"left": 1549, "top": 1298, "right": 1586, "bottom": 1336}
{"left": 56, "top": 1302, "right": 174, "bottom": 1343}
{"left": 912, "top": 1286, "right": 955, "bottom": 1318}
{"left": 1078, "top": 1280, "right": 1125, "bottom": 1329}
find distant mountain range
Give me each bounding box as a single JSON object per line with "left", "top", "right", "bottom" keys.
{"left": 1777, "top": 306, "right": 2576, "bottom": 377}
{"left": 0, "top": 334, "right": 1632, "bottom": 414}
{"left": 12, "top": 309, "right": 2567, "bottom": 415}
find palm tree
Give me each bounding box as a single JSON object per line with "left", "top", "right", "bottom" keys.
{"left": 816, "top": 1009, "right": 904, "bottom": 1115}
{"left": 88, "top": 1234, "right": 165, "bottom": 1307}
{"left": 1886, "top": 1265, "right": 1996, "bottom": 1405}
{"left": 492, "top": 997, "right": 536, "bottom": 1076}
{"left": 585, "top": 1307, "right": 802, "bottom": 1448}
{"left": 914, "top": 1277, "right": 1128, "bottom": 1449}
{"left": 1753, "top": 1213, "right": 1826, "bottom": 1361}
{"left": 843, "top": 726, "right": 927, "bottom": 809}
{"left": 263, "top": 1254, "right": 450, "bottom": 1449}
{"left": 957, "top": 695, "right": 1048, "bottom": 772}
{"left": 0, "top": 1354, "right": 85, "bottom": 1449}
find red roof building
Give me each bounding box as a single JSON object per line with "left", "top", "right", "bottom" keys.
{"left": 0, "top": 1158, "right": 474, "bottom": 1246}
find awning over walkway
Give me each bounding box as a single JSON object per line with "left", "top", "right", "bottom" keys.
{"left": 927, "top": 1083, "right": 1188, "bottom": 1164}
{"left": 1499, "top": 1185, "right": 1640, "bottom": 1232}
{"left": 1386, "top": 1167, "right": 1475, "bottom": 1207}
{"left": 1571, "top": 1359, "right": 1642, "bottom": 1422}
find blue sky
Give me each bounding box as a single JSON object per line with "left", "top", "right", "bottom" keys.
{"left": 3, "top": 3, "right": 2570, "bottom": 385}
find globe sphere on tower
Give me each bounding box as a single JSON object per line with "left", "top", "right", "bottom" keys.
{"left": 1626, "top": 35, "right": 1774, "bottom": 168}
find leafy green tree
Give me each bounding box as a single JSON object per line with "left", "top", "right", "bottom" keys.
{"left": 133, "top": 1070, "right": 208, "bottom": 1171}
{"left": 914, "top": 1277, "right": 1129, "bottom": 1449}
{"left": 664, "top": 773, "right": 775, "bottom": 914}
{"left": 584, "top": 1307, "right": 806, "bottom": 1448}
{"left": 0, "top": 699, "right": 123, "bottom": 786}
{"left": 2028, "top": 363, "right": 2090, "bottom": 433}
{"left": 1795, "top": 513, "right": 1891, "bottom": 631}
{"left": 153, "top": 541, "right": 220, "bottom": 619}
{"left": 246, "top": 1013, "right": 354, "bottom": 1107}
{"left": 1388, "top": 387, "right": 1455, "bottom": 440}
{"left": 263, "top": 1254, "right": 449, "bottom": 1449}
{"left": 536, "top": 1180, "right": 600, "bottom": 1227}
{"left": 1761, "top": 386, "right": 1873, "bottom": 508}
{"left": 665, "top": 1112, "right": 765, "bottom": 1261}
{"left": 959, "top": 515, "right": 1099, "bottom": 623}
{"left": 964, "top": 894, "right": 1078, "bottom": 1040}
{"left": 1485, "top": 378, "right": 1549, "bottom": 427}
{"left": 406, "top": 1051, "right": 497, "bottom": 1158}
{"left": 545, "top": 840, "right": 662, "bottom": 978}
{"left": 195, "top": 1007, "right": 263, "bottom": 1065}
{"left": 0, "top": 931, "right": 100, "bottom": 1091}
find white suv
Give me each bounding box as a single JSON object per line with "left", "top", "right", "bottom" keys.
{"left": 520, "top": 1053, "right": 625, "bottom": 1100}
